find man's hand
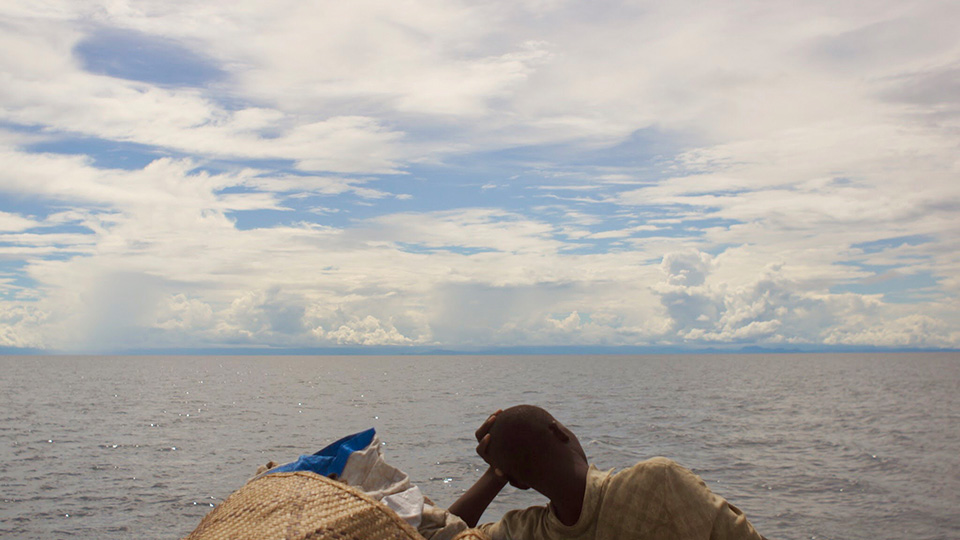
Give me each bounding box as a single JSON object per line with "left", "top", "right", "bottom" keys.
{"left": 474, "top": 410, "right": 504, "bottom": 476}
{"left": 447, "top": 410, "right": 508, "bottom": 528}
{"left": 475, "top": 410, "right": 501, "bottom": 443}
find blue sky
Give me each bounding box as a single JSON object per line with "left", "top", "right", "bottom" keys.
{"left": 0, "top": 0, "right": 958, "bottom": 352}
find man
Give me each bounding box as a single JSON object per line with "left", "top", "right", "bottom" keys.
{"left": 448, "top": 405, "right": 766, "bottom": 540}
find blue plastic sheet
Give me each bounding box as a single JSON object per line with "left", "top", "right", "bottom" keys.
{"left": 267, "top": 428, "right": 376, "bottom": 478}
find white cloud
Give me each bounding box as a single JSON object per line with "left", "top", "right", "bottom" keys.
{"left": 155, "top": 294, "right": 214, "bottom": 332}
{"left": 0, "top": 301, "right": 47, "bottom": 348}
{"left": 0, "top": 211, "right": 39, "bottom": 232}
{"left": 549, "top": 311, "right": 581, "bottom": 332}
{"left": 0, "top": 17, "right": 408, "bottom": 173}
{"left": 661, "top": 250, "right": 714, "bottom": 287}
{"left": 243, "top": 174, "right": 397, "bottom": 200}
{"left": 824, "top": 313, "right": 960, "bottom": 348}
{"left": 652, "top": 250, "right": 958, "bottom": 347}
{"left": 365, "top": 209, "right": 561, "bottom": 256}
{"left": 0, "top": 0, "right": 957, "bottom": 350}
{"left": 323, "top": 316, "right": 415, "bottom": 346}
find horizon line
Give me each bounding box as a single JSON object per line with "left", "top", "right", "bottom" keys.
{"left": 2, "top": 345, "right": 958, "bottom": 356}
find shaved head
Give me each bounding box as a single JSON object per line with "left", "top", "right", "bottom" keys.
{"left": 487, "top": 405, "right": 556, "bottom": 467}
{"left": 485, "top": 405, "right": 585, "bottom": 490}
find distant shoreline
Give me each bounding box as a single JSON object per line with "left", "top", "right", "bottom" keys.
{"left": 2, "top": 346, "right": 958, "bottom": 356}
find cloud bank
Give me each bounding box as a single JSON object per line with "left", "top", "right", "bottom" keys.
{"left": 0, "top": 0, "right": 957, "bottom": 351}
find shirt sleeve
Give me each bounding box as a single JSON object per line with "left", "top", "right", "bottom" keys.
{"left": 417, "top": 503, "right": 469, "bottom": 540}
{"left": 597, "top": 458, "right": 765, "bottom": 540}
{"left": 707, "top": 499, "right": 766, "bottom": 540}
{"left": 658, "top": 460, "right": 765, "bottom": 540}
{"left": 477, "top": 506, "right": 549, "bottom": 540}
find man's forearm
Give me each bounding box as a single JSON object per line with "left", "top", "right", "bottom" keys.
{"left": 447, "top": 467, "right": 508, "bottom": 528}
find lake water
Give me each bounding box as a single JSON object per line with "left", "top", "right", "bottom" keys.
{"left": 1, "top": 353, "right": 958, "bottom": 539}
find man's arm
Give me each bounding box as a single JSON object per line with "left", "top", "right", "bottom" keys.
{"left": 447, "top": 466, "right": 509, "bottom": 527}
{"left": 448, "top": 411, "right": 507, "bottom": 527}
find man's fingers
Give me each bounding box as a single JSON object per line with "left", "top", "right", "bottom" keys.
{"left": 476, "top": 433, "right": 492, "bottom": 457}
{"left": 475, "top": 410, "right": 501, "bottom": 442}
{"left": 477, "top": 413, "right": 496, "bottom": 435}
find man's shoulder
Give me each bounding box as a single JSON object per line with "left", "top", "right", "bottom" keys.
{"left": 613, "top": 456, "right": 689, "bottom": 479}
{"left": 604, "top": 457, "right": 706, "bottom": 497}
{"left": 631, "top": 456, "right": 683, "bottom": 469}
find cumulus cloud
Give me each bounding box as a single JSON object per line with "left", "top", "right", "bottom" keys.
{"left": 0, "top": 302, "right": 47, "bottom": 348}
{"left": 652, "top": 250, "right": 957, "bottom": 347}
{"left": 322, "top": 316, "right": 414, "bottom": 346}
{"left": 661, "top": 251, "right": 714, "bottom": 287}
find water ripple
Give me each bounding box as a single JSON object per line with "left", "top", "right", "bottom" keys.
{"left": 0, "top": 353, "right": 957, "bottom": 540}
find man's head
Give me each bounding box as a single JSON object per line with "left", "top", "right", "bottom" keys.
{"left": 482, "top": 405, "right": 587, "bottom": 492}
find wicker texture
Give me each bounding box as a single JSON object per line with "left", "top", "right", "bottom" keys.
{"left": 185, "top": 471, "right": 425, "bottom": 540}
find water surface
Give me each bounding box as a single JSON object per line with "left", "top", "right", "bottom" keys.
{"left": 1, "top": 353, "right": 957, "bottom": 539}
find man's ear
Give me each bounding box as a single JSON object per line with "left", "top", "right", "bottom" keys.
{"left": 548, "top": 421, "right": 570, "bottom": 443}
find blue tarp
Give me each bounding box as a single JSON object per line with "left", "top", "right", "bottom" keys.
{"left": 267, "top": 428, "right": 376, "bottom": 478}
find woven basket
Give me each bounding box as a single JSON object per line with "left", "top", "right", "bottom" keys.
{"left": 185, "top": 471, "right": 426, "bottom": 540}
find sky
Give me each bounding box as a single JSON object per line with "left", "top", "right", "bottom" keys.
{"left": 0, "top": 0, "right": 958, "bottom": 353}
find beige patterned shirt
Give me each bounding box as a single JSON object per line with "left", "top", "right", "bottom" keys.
{"left": 478, "top": 458, "right": 765, "bottom": 540}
